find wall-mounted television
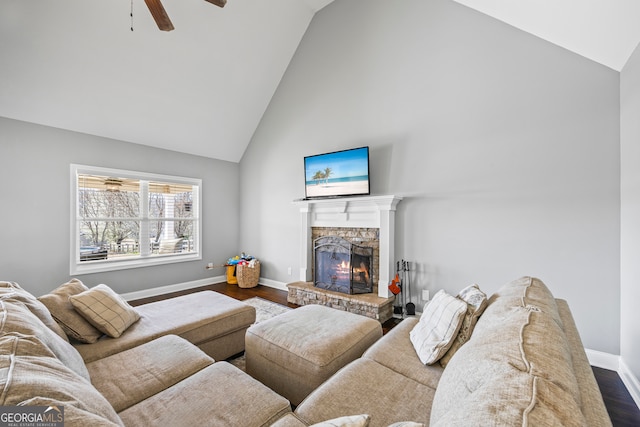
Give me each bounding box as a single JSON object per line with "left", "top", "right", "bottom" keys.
{"left": 304, "top": 146, "right": 370, "bottom": 199}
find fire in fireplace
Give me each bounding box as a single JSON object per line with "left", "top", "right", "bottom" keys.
{"left": 313, "top": 236, "right": 374, "bottom": 294}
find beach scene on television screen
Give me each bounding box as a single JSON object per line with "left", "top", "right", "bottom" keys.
{"left": 305, "top": 148, "right": 369, "bottom": 198}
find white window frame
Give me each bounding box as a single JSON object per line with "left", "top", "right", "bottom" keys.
{"left": 70, "top": 164, "right": 202, "bottom": 275}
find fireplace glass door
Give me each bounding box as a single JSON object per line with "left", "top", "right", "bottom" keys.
{"left": 313, "top": 236, "right": 373, "bottom": 294}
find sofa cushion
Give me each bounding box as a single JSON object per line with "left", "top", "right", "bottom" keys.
{"left": 0, "top": 281, "right": 68, "bottom": 341}
{"left": 310, "top": 414, "right": 371, "bottom": 427}
{"left": 363, "top": 318, "right": 443, "bottom": 389}
{"left": 73, "top": 291, "right": 256, "bottom": 363}
{"left": 0, "top": 295, "right": 90, "bottom": 381}
{"left": 429, "top": 277, "right": 585, "bottom": 426}
{"left": 295, "top": 358, "right": 435, "bottom": 427}
{"left": 69, "top": 284, "right": 140, "bottom": 338}
{"left": 86, "top": 335, "right": 214, "bottom": 412}
{"left": 387, "top": 423, "right": 425, "bottom": 427}
{"left": 0, "top": 334, "right": 123, "bottom": 426}
{"left": 18, "top": 397, "right": 121, "bottom": 427}
{"left": 38, "top": 278, "right": 104, "bottom": 343}
{"left": 409, "top": 290, "right": 466, "bottom": 365}
{"left": 271, "top": 413, "right": 309, "bottom": 427}
{"left": 482, "top": 275, "right": 563, "bottom": 328}
{"left": 439, "top": 284, "right": 487, "bottom": 368}
{"left": 295, "top": 358, "right": 437, "bottom": 427}
{"left": 118, "top": 362, "right": 291, "bottom": 427}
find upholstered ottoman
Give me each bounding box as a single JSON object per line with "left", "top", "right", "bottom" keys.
{"left": 245, "top": 304, "right": 383, "bottom": 406}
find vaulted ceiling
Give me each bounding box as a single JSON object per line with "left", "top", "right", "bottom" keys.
{"left": 1, "top": 1, "right": 639, "bottom": 163}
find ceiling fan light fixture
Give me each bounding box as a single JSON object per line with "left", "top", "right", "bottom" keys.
{"left": 104, "top": 178, "right": 123, "bottom": 192}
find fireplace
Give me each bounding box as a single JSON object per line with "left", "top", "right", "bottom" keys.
{"left": 294, "top": 194, "right": 402, "bottom": 299}
{"left": 314, "top": 236, "right": 374, "bottom": 294}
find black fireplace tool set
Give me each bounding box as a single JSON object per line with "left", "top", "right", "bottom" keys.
{"left": 388, "top": 260, "right": 415, "bottom": 317}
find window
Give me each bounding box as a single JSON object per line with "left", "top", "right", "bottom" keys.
{"left": 70, "top": 164, "right": 201, "bottom": 274}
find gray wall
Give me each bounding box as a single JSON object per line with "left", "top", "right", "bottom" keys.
{"left": 621, "top": 43, "right": 640, "bottom": 385}
{"left": 239, "top": 0, "right": 621, "bottom": 354}
{"left": 0, "top": 117, "right": 240, "bottom": 296}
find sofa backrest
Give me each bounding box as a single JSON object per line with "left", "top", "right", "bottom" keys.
{"left": 0, "top": 281, "right": 124, "bottom": 426}
{"left": 429, "top": 277, "right": 587, "bottom": 426}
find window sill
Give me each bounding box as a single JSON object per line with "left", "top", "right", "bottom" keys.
{"left": 70, "top": 253, "right": 202, "bottom": 275}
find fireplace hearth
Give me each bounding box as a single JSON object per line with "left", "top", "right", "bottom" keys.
{"left": 313, "top": 236, "right": 373, "bottom": 294}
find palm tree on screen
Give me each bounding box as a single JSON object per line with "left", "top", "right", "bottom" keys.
{"left": 324, "top": 167, "right": 332, "bottom": 184}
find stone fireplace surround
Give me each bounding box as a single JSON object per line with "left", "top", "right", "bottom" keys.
{"left": 288, "top": 195, "right": 402, "bottom": 322}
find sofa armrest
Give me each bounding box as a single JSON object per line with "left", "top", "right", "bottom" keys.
{"left": 556, "top": 299, "right": 612, "bottom": 427}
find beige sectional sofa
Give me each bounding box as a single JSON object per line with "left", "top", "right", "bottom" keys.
{"left": 287, "top": 277, "right": 612, "bottom": 426}
{"left": 0, "top": 280, "right": 292, "bottom": 426}
{"left": 1, "top": 276, "right": 612, "bottom": 427}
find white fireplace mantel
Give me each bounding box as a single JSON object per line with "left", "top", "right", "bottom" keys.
{"left": 293, "top": 195, "right": 402, "bottom": 298}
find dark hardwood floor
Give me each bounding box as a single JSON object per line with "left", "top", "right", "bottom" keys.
{"left": 130, "top": 282, "right": 640, "bottom": 426}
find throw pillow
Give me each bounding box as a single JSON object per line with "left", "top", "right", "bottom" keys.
{"left": 439, "top": 284, "right": 488, "bottom": 367}
{"left": 310, "top": 414, "right": 371, "bottom": 427}
{"left": 69, "top": 284, "right": 140, "bottom": 338}
{"left": 409, "top": 290, "right": 467, "bottom": 365}
{"left": 37, "top": 279, "right": 104, "bottom": 343}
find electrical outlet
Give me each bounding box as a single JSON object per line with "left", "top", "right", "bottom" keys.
{"left": 287, "top": 267, "right": 292, "bottom": 275}
{"left": 206, "top": 262, "right": 214, "bottom": 269}
{"left": 422, "top": 290, "right": 430, "bottom": 301}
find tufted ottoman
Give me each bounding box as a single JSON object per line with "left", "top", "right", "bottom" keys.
{"left": 245, "top": 304, "right": 383, "bottom": 406}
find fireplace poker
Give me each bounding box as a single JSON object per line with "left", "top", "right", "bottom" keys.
{"left": 405, "top": 261, "right": 416, "bottom": 315}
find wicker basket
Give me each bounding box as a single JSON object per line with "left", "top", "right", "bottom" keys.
{"left": 236, "top": 261, "right": 260, "bottom": 288}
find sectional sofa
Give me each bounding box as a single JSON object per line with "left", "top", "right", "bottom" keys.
{"left": 288, "top": 276, "right": 612, "bottom": 426}
{"left": 0, "top": 277, "right": 611, "bottom": 426}
{"left": 0, "top": 280, "right": 291, "bottom": 426}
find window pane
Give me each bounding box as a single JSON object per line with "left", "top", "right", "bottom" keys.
{"left": 79, "top": 220, "right": 140, "bottom": 261}
{"left": 150, "top": 220, "right": 195, "bottom": 254}
{"left": 78, "top": 174, "right": 140, "bottom": 219}
{"left": 149, "top": 182, "right": 194, "bottom": 219}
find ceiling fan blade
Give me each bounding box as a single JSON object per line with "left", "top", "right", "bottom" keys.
{"left": 144, "top": 0, "right": 175, "bottom": 31}
{"left": 204, "top": 0, "right": 227, "bottom": 7}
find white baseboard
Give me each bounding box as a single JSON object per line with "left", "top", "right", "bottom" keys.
{"left": 120, "top": 276, "right": 225, "bottom": 301}
{"left": 619, "top": 358, "right": 640, "bottom": 409}
{"left": 586, "top": 349, "right": 640, "bottom": 410}
{"left": 257, "top": 278, "right": 288, "bottom": 292}
{"left": 585, "top": 348, "right": 620, "bottom": 371}
{"left": 120, "top": 275, "right": 287, "bottom": 302}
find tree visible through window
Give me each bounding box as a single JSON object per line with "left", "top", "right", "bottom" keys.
{"left": 71, "top": 165, "right": 201, "bottom": 274}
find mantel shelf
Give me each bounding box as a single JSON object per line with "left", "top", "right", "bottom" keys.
{"left": 293, "top": 194, "right": 403, "bottom": 211}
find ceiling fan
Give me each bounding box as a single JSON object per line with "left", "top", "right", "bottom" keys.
{"left": 143, "top": 0, "right": 227, "bottom": 31}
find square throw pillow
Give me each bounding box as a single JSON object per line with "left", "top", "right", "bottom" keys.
{"left": 37, "top": 279, "right": 104, "bottom": 344}
{"left": 69, "top": 284, "right": 140, "bottom": 338}
{"left": 409, "top": 289, "right": 467, "bottom": 365}
{"left": 439, "top": 284, "right": 488, "bottom": 367}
